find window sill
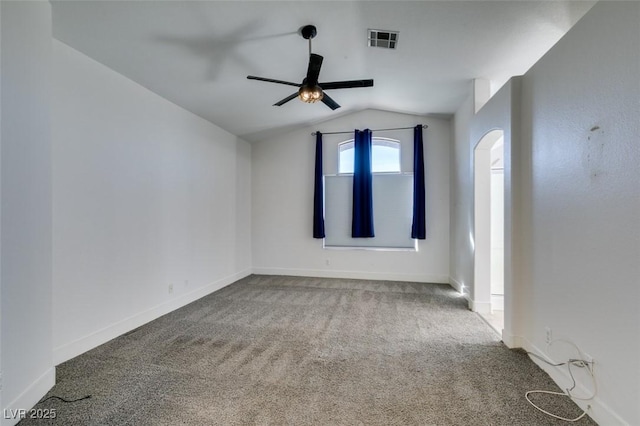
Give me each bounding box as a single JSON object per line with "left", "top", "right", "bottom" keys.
{"left": 322, "top": 244, "right": 418, "bottom": 252}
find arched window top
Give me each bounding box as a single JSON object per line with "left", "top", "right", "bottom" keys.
{"left": 338, "top": 137, "right": 401, "bottom": 174}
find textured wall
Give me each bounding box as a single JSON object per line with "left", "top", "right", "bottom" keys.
{"left": 451, "top": 2, "right": 640, "bottom": 423}
{"left": 520, "top": 2, "right": 639, "bottom": 423}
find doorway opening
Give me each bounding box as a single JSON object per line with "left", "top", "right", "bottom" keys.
{"left": 474, "top": 129, "right": 504, "bottom": 334}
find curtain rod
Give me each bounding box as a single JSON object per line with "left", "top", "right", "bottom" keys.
{"left": 311, "top": 124, "right": 427, "bottom": 136}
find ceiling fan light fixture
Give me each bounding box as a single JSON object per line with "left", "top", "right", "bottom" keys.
{"left": 298, "top": 85, "right": 323, "bottom": 103}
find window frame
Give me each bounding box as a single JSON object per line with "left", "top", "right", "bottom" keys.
{"left": 337, "top": 137, "right": 402, "bottom": 175}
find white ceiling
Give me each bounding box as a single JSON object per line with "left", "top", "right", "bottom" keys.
{"left": 51, "top": 1, "right": 595, "bottom": 142}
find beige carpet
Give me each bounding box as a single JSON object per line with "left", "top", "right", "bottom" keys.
{"left": 21, "top": 275, "right": 595, "bottom": 425}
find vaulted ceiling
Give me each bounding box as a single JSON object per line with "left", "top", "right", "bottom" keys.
{"left": 51, "top": 1, "right": 595, "bottom": 142}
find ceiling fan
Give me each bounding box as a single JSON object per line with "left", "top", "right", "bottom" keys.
{"left": 247, "top": 25, "right": 374, "bottom": 110}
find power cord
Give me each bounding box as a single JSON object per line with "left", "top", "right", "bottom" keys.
{"left": 40, "top": 395, "right": 92, "bottom": 404}
{"left": 525, "top": 341, "right": 597, "bottom": 422}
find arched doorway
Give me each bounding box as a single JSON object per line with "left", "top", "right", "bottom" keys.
{"left": 474, "top": 129, "right": 504, "bottom": 333}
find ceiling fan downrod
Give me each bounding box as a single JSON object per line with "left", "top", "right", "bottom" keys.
{"left": 301, "top": 24, "right": 317, "bottom": 56}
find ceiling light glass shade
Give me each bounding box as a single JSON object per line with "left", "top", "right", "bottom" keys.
{"left": 298, "top": 86, "right": 324, "bottom": 103}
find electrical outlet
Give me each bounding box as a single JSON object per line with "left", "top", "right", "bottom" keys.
{"left": 325, "top": 258, "right": 330, "bottom": 266}
{"left": 545, "top": 327, "right": 552, "bottom": 344}
{"left": 168, "top": 284, "right": 174, "bottom": 294}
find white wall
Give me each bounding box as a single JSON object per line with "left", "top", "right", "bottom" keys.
{"left": 1, "top": 1, "right": 3, "bottom": 413}
{"left": 0, "top": 2, "right": 55, "bottom": 424}
{"left": 235, "top": 140, "right": 252, "bottom": 273}
{"left": 520, "top": 2, "right": 639, "bottom": 423}
{"left": 452, "top": 2, "right": 639, "bottom": 424}
{"left": 490, "top": 141, "right": 504, "bottom": 297}
{"left": 252, "top": 109, "right": 449, "bottom": 283}
{"left": 51, "top": 40, "right": 252, "bottom": 363}
{"left": 449, "top": 89, "right": 474, "bottom": 294}
{"left": 452, "top": 76, "right": 526, "bottom": 347}
{"left": 489, "top": 169, "right": 504, "bottom": 296}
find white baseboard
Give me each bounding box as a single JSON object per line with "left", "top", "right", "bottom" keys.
{"left": 501, "top": 333, "right": 524, "bottom": 349}
{"left": 53, "top": 269, "right": 252, "bottom": 365}
{"left": 448, "top": 276, "right": 472, "bottom": 309}
{"left": 252, "top": 267, "right": 448, "bottom": 284}
{"left": 448, "top": 276, "right": 464, "bottom": 292}
{"left": 520, "top": 336, "right": 628, "bottom": 425}
{"left": 469, "top": 299, "right": 492, "bottom": 314}
{"left": 1, "top": 367, "right": 55, "bottom": 426}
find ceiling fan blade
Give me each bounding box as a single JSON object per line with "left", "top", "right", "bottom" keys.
{"left": 319, "top": 79, "right": 374, "bottom": 90}
{"left": 273, "top": 92, "right": 299, "bottom": 107}
{"left": 306, "top": 54, "right": 323, "bottom": 86}
{"left": 247, "top": 76, "right": 301, "bottom": 87}
{"left": 321, "top": 93, "right": 340, "bottom": 110}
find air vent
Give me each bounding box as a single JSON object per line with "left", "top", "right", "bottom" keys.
{"left": 368, "top": 29, "right": 398, "bottom": 49}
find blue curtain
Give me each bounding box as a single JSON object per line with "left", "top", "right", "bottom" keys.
{"left": 352, "top": 129, "right": 375, "bottom": 238}
{"left": 411, "top": 125, "right": 426, "bottom": 239}
{"left": 313, "top": 132, "right": 325, "bottom": 238}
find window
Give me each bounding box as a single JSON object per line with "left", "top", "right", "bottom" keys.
{"left": 338, "top": 138, "right": 401, "bottom": 174}
{"left": 324, "top": 174, "right": 415, "bottom": 250}
{"left": 326, "top": 137, "right": 415, "bottom": 250}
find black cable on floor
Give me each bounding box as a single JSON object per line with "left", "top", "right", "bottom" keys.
{"left": 40, "top": 395, "right": 92, "bottom": 404}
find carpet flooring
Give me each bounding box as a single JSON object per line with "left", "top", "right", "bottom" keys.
{"left": 21, "top": 275, "right": 595, "bottom": 425}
